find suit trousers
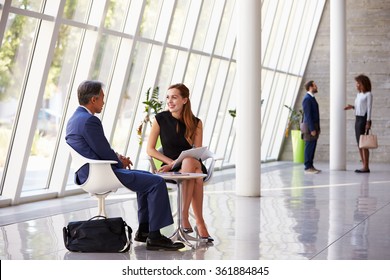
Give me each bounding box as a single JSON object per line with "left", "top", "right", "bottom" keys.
{"left": 114, "top": 169, "right": 173, "bottom": 232}
{"left": 304, "top": 140, "right": 317, "bottom": 170}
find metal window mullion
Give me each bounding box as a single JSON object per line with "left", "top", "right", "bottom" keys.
{"left": 195, "top": 0, "right": 227, "bottom": 134}
{"left": 102, "top": 0, "right": 134, "bottom": 141}
{"left": 86, "top": 0, "right": 110, "bottom": 81}
{"left": 2, "top": 14, "right": 49, "bottom": 203}
{"left": 271, "top": 0, "right": 292, "bottom": 74}
{"left": 153, "top": 0, "right": 177, "bottom": 90}
{"left": 281, "top": 0, "right": 305, "bottom": 76}
{"left": 45, "top": 0, "right": 76, "bottom": 194}
{"left": 0, "top": 0, "right": 11, "bottom": 48}
{"left": 0, "top": 0, "right": 12, "bottom": 195}
{"left": 215, "top": 66, "right": 236, "bottom": 165}
{"left": 131, "top": 44, "right": 155, "bottom": 167}
{"left": 218, "top": 37, "right": 236, "bottom": 168}
{"left": 51, "top": 5, "right": 102, "bottom": 196}
{"left": 261, "top": 0, "right": 281, "bottom": 66}
{"left": 297, "top": 0, "right": 325, "bottom": 76}
{"left": 118, "top": 0, "right": 148, "bottom": 156}
{"left": 8, "top": 6, "right": 54, "bottom": 21}
{"left": 266, "top": 1, "right": 294, "bottom": 160}
{"left": 191, "top": 0, "right": 217, "bottom": 116}
{"left": 180, "top": 0, "right": 204, "bottom": 83}
{"left": 204, "top": 0, "right": 237, "bottom": 149}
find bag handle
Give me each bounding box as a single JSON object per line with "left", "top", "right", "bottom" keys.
{"left": 121, "top": 221, "right": 133, "bottom": 252}
{"left": 69, "top": 216, "right": 107, "bottom": 234}
{"left": 63, "top": 226, "right": 69, "bottom": 249}
{"left": 365, "top": 128, "right": 372, "bottom": 135}
{"left": 89, "top": 215, "right": 107, "bottom": 221}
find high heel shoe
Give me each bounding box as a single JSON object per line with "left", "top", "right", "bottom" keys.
{"left": 194, "top": 226, "right": 214, "bottom": 243}
{"left": 183, "top": 227, "right": 193, "bottom": 234}
{"left": 200, "top": 236, "right": 214, "bottom": 243}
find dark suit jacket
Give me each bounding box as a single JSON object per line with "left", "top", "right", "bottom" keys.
{"left": 65, "top": 106, "right": 122, "bottom": 184}
{"left": 302, "top": 93, "right": 320, "bottom": 141}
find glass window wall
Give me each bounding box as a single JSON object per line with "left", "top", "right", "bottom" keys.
{"left": 0, "top": 0, "right": 325, "bottom": 205}
{"left": 0, "top": 14, "right": 39, "bottom": 193}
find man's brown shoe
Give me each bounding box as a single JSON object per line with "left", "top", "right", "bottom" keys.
{"left": 304, "top": 168, "right": 319, "bottom": 174}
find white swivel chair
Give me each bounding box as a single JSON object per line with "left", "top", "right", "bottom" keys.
{"left": 68, "top": 145, "right": 125, "bottom": 217}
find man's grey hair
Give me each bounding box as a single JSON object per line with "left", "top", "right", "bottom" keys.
{"left": 77, "top": 80, "right": 104, "bottom": 105}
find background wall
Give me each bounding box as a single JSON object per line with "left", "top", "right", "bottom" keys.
{"left": 280, "top": 0, "right": 390, "bottom": 163}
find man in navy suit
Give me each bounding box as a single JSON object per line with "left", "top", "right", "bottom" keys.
{"left": 66, "top": 80, "right": 184, "bottom": 251}
{"left": 301, "top": 81, "right": 321, "bottom": 174}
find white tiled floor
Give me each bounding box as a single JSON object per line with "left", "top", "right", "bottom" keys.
{"left": 1, "top": 161, "right": 390, "bottom": 260}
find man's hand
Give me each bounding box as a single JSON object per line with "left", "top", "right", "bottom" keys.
{"left": 311, "top": 130, "right": 317, "bottom": 137}
{"left": 117, "top": 154, "right": 133, "bottom": 169}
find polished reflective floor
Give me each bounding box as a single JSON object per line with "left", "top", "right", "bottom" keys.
{"left": 1, "top": 161, "right": 390, "bottom": 260}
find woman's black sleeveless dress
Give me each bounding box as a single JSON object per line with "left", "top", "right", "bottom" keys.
{"left": 155, "top": 111, "right": 207, "bottom": 174}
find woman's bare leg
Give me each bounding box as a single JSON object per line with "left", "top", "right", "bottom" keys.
{"left": 181, "top": 179, "right": 194, "bottom": 229}
{"left": 362, "top": 148, "right": 370, "bottom": 170}
{"left": 191, "top": 178, "right": 210, "bottom": 237}
{"left": 358, "top": 148, "right": 364, "bottom": 164}
{"left": 180, "top": 158, "right": 210, "bottom": 236}
{"left": 180, "top": 158, "right": 200, "bottom": 229}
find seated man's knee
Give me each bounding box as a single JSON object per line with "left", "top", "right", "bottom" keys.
{"left": 158, "top": 176, "right": 166, "bottom": 184}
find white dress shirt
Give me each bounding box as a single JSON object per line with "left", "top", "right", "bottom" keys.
{"left": 354, "top": 91, "right": 373, "bottom": 120}
{"left": 80, "top": 105, "right": 93, "bottom": 115}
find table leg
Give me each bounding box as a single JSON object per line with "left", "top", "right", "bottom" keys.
{"left": 169, "top": 180, "right": 201, "bottom": 248}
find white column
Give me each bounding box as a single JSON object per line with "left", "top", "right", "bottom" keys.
{"left": 330, "top": 0, "right": 346, "bottom": 170}
{"left": 236, "top": 0, "right": 261, "bottom": 196}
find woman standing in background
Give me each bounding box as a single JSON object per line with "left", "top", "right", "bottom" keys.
{"left": 344, "top": 74, "right": 373, "bottom": 173}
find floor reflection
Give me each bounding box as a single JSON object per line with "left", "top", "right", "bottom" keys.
{"left": 1, "top": 163, "right": 390, "bottom": 260}
{"left": 350, "top": 174, "right": 377, "bottom": 260}
{"left": 291, "top": 187, "right": 320, "bottom": 258}
{"left": 64, "top": 251, "right": 131, "bottom": 260}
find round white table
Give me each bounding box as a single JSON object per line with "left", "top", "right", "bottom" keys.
{"left": 157, "top": 172, "right": 206, "bottom": 247}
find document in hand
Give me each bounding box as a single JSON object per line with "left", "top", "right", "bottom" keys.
{"left": 172, "top": 146, "right": 209, "bottom": 169}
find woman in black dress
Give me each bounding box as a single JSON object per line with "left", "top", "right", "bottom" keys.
{"left": 147, "top": 83, "right": 213, "bottom": 242}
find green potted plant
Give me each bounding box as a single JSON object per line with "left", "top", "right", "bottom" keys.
{"left": 134, "top": 86, "right": 163, "bottom": 169}
{"left": 137, "top": 86, "right": 163, "bottom": 145}
{"left": 228, "top": 109, "right": 236, "bottom": 118}
{"left": 284, "top": 105, "right": 304, "bottom": 163}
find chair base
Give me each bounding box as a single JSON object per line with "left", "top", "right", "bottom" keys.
{"left": 93, "top": 192, "right": 111, "bottom": 217}
{"left": 169, "top": 227, "right": 202, "bottom": 248}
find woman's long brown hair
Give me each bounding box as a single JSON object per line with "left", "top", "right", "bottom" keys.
{"left": 168, "top": 83, "right": 197, "bottom": 145}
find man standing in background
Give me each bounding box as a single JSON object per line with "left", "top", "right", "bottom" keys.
{"left": 301, "top": 80, "right": 321, "bottom": 174}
